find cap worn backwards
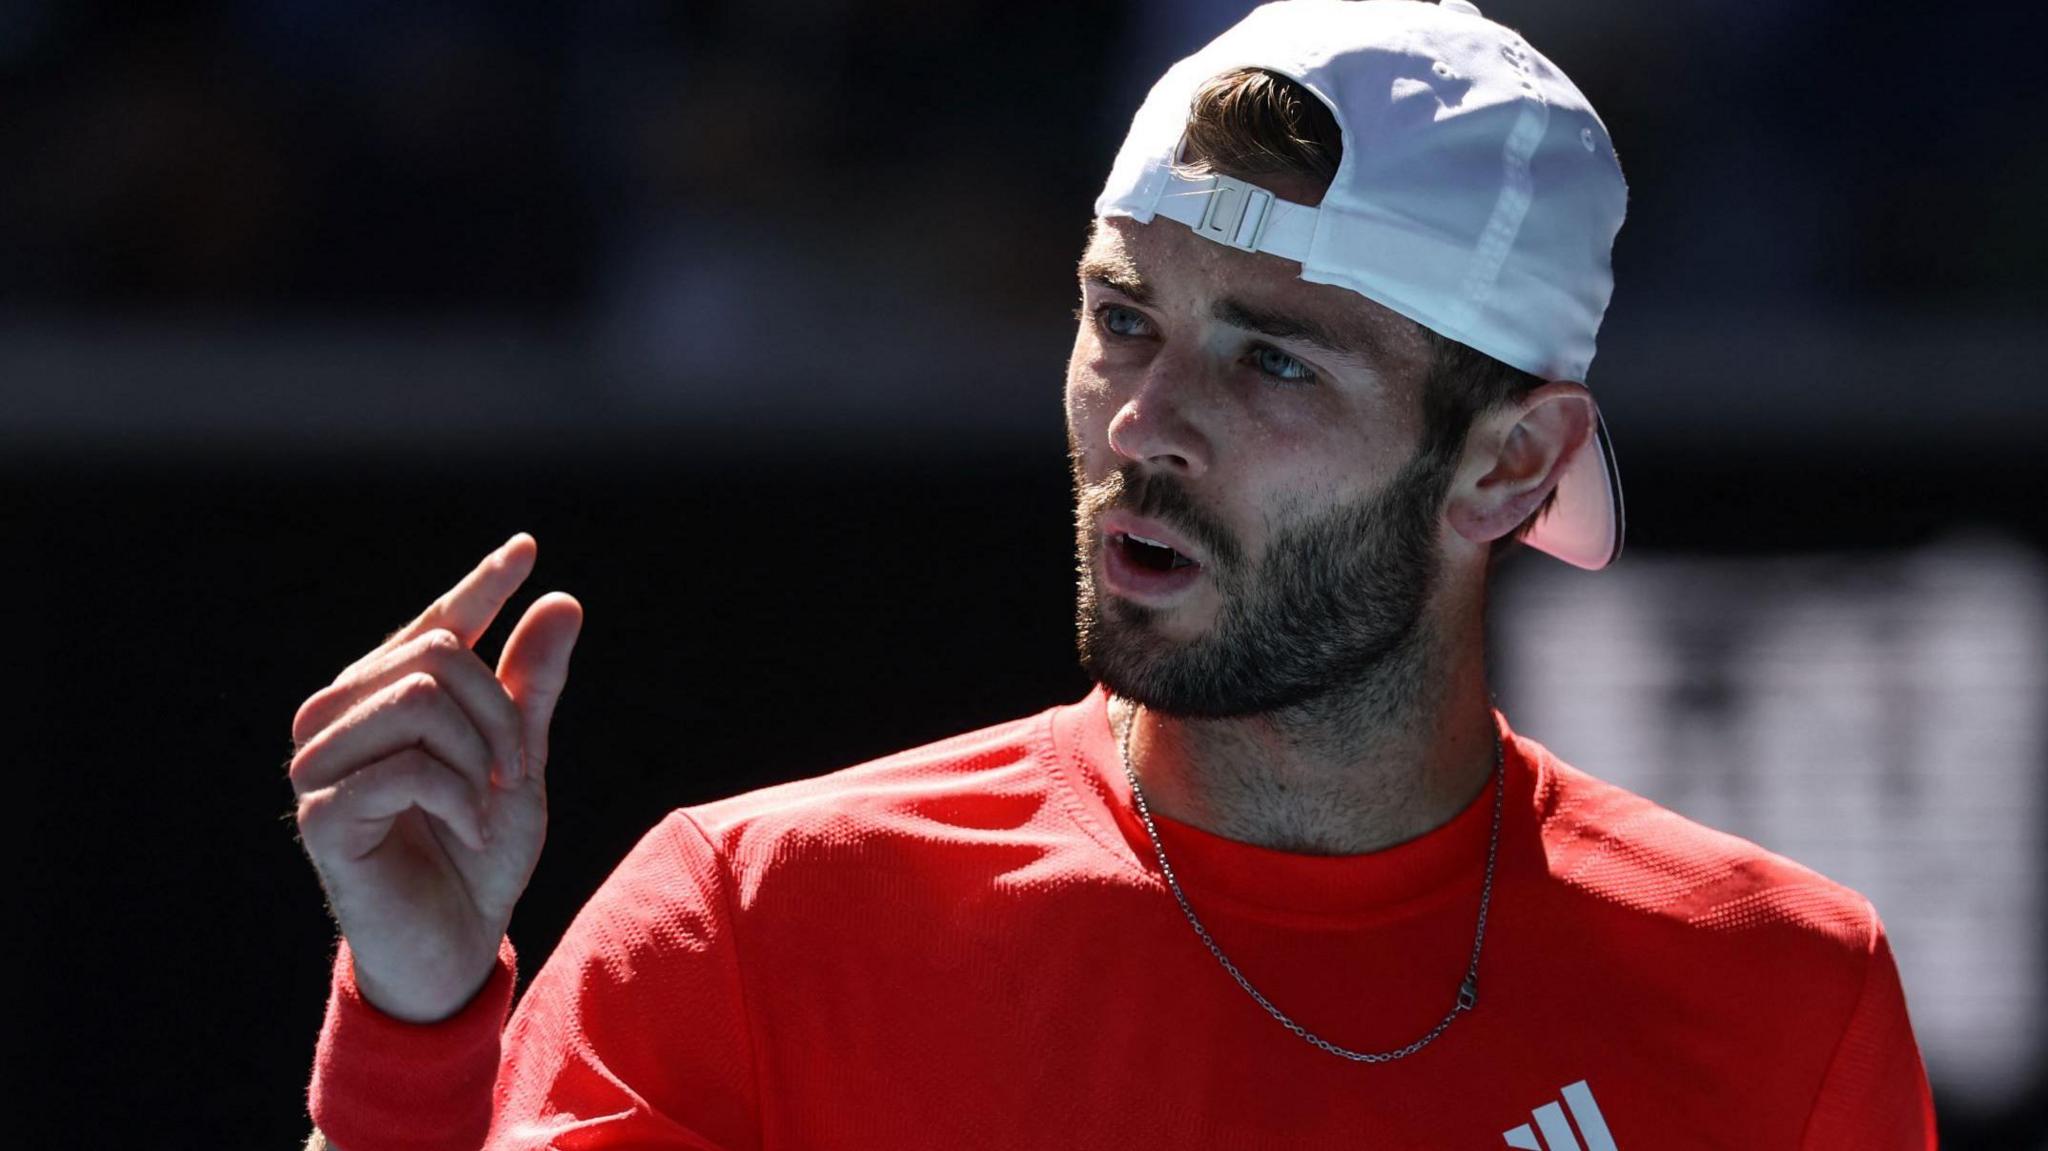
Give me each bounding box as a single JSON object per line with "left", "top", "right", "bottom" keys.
{"left": 1095, "top": 0, "right": 1628, "bottom": 571}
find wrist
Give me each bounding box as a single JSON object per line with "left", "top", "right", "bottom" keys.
{"left": 350, "top": 944, "right": 500, "bottom": 1025}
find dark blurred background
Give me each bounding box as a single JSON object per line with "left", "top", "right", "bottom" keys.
{"left": 4, "top": 0, "right": 2045, "bottom": 1144}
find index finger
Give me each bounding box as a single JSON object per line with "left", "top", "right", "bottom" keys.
{"left": 389, "top": 532, "right": 538, "bottom": 652}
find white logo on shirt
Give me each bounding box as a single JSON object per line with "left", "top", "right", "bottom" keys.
{"left": 1502, "top": 1080, "right": 1617, "bottom": 1150}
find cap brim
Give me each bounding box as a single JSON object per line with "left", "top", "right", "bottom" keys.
{"left": 1522, "top": 409, "right": 1624, "bottom": 571}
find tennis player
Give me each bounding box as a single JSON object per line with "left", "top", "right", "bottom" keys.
{"left": 292, "top": 2, "right": 1936, "bottom": 1146}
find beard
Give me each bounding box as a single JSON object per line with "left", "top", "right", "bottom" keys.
{"left": 1072, "top": 437, "right": 1455, "bottom": 721}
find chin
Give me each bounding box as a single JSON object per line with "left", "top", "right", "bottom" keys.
{"left": 1076, "top": 594, "right": 1245, "bottom": 718}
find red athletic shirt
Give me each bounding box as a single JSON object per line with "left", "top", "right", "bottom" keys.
{"left": 309, "top": 687, "right": 1936, "bottom": 1149}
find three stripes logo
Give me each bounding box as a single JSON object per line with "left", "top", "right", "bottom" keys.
{"left": 1501, "top": 1080, "right": 1617, "bottom": 1150}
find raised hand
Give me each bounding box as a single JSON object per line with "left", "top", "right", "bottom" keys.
{"left": 290, "top": 533, "right": 583, "bottom": 1022}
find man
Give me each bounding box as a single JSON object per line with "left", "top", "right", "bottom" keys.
{"left": 293, "top": 2, "right": 1936, "bottom": 1147}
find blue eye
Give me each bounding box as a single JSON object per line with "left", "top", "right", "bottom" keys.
{"left": 1094, "top": 304, "right": 1150, "bottom": 338}
{"left": 1251, "top": 345, "right": 1316, "bottom": 385}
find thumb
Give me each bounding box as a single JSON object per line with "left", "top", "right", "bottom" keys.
{"left": 497, "top": 591, "right": 585, "bottom": 781}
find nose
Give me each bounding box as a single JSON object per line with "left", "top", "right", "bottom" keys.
{"left": 1106, "top": 348, "right": 1212, "bottom": 478}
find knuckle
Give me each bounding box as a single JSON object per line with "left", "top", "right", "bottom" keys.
{"left": 392, "top": 754, "right": 459, "bottom": 804}
{"left": 388, "top": 753, "right": 427, "bottom": 786}
{"left": 293, "top": 679, "right": 364, "bottom": 744}
{"left": 411, "top": 748, "right": 467, "bottom": 789}
{"left": 421, "top": 632, "right": 494, "bottom": 695}
{"left": 339, "top": 752, "right": 422, "bottom": 800}
{"left": 290, "top": 694, "right": 327, "bottom": 746}
{"left": 295, "top": 791, "right": 350, "bottom": 852}
{"left": 392, "top": 671, "right": 444, "bottom": 709}
{"left": 285, "top": 747, "right": 316, "bottom": 791}
{"left": 295, "top": 789, "right": 330, "bottom": 826}
{"left": 420, "top": 628, "right": 463, "bottom": 656}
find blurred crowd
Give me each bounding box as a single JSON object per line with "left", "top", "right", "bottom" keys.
{"left": 3, "top": 2, "right": 2038, "bottom": 334}
{"left": 5, "top": 2, "right": 2046, "bottom": 1142}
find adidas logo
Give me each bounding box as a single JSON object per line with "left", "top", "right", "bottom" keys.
{"left": 1502, "top": 1080, "right": 1617, "bottom": 1150}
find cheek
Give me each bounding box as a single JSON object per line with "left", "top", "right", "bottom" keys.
{"left": 1262, "top": 391, "right": 1422, "bottom": 496}
{"left": 1063, "top": 340, "right": 1114, "bottom": 439}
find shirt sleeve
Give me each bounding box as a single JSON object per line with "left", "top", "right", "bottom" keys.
{"left": 1799, "top": 905, "right": 1939, "bottom": 1149}
{"left": 487, "top": 811, "right": 761, "bottom": 1149}
{"left": 308, "top": 934, "right": 517, "bottom": 1151}
{"left": 307, "top": 811, "right": 762, "bottom": 1151}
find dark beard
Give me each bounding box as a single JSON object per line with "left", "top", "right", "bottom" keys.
{"left": 1072, "top": 437, "right": 1454, "bottom": 722}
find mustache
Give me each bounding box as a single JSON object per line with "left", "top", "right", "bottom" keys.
{"left": 1073, "top": 457, "right": 1243, "bottom": 570}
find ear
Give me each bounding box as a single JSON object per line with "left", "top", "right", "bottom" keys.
{"left": 1444, "top": 383, "right": 1596, "bottom": 546}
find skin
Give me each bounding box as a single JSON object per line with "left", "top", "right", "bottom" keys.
{"left": 288, "top": 180, "right": 1589, "bottom": 1048}
{"left": 291, "top": 534, "right": 583, "bottom": 1023}
{"left": 1066, "top": 177, "right": 1595, "bottom": 855}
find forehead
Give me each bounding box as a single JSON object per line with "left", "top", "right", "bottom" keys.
{"left": 1079, "top": 215, "right": 1432, "bottom": 375}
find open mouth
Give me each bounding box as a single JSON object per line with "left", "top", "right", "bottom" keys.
{"left": 1114, "top": 531, "right": 1198, "bottom": 572}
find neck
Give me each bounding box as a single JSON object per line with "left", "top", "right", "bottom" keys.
{"left": 1113, "top": 610, "right": 1499, "bottom": 856}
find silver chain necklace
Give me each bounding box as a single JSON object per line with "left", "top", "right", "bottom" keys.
{"left": 1114, "top": 698, "right": 1505, "bottom": 1063}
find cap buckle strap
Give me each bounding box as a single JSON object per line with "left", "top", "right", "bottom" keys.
{"left": 1194, "top": 174, "right": 1273, "bottom": 252}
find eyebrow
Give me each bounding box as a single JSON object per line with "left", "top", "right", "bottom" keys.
{"left": 1077, "top": 254, "right": 1382, "bottom": 363}
{"left": 1210, "top": 298, "right": 1359, "bottom": 359}
{"left": 1077, "top": 254, "right": 1151, "bottom": 305}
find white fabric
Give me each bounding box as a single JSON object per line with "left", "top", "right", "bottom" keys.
{"left": 1147, "top": 168, "right": 1317, "bottom": 262}
{"left": 1095, "top": 0, "right": 1628, "bottom": 569}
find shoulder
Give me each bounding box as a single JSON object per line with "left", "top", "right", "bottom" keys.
{"left": 1521, "top": 735, "right": 1881, "bottom": 964}
{"left": 563, "top": 704, "right": 1073, "bottom": 942}
{"left": 678, "top": 704, "right": 1068, "bottom": 865}
{"left": 1513, "top": 736, "right": 1931, "bottom": 1118}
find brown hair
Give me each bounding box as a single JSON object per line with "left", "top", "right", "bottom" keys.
{"left": 1176, "top": 67, "right": 1559, "bottom": 554}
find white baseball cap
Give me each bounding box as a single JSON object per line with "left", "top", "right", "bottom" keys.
{"left": 1095, "top": 0, "right": 1628, "bottom": 570}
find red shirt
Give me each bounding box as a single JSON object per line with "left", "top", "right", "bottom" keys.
{"left": 310, "top": 688, "right": 1936, "bottom": 1148}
